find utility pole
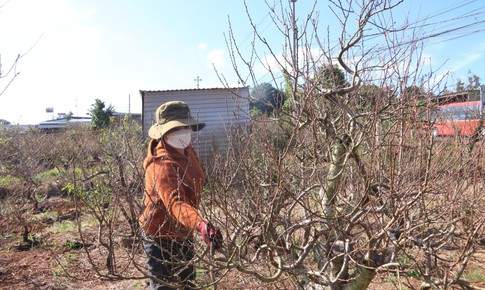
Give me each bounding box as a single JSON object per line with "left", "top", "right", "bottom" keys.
{"left": 194, "top": 76, "right": 202, "bottom": 89}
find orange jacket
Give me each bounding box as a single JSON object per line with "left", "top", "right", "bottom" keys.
{"left": 139, "top": 139, "right": 204, "bottom": 240}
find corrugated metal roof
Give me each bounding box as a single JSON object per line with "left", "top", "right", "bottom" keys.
{"left": 38, "top": 117, "right": 91, "bottom": 129}
{"left": 139, "top": 86, "right": 249, "bottom": 94}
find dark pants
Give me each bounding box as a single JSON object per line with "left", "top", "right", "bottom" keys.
{"left": 143, "top": 238, "right": 196, "bottom": 290}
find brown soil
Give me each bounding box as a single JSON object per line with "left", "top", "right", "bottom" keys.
{"left": 1, "top": 196, "right": 484, "bottom": 290}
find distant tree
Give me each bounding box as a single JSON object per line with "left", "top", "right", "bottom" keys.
{"left": 250, "top": 82, "right": 286, "bottom": 116}
{"left": 354, "top": 83, "right": 395, "bottom": 108}
{"left": 466, "top": 73, "right": 481, "bottom": 90}
{"left": 402, "top": 85, "right": 425, "bottom": 100}
{"left": 456, "top": 79, "right": 465, "bottom": 92}
{"left": 88, "top": 99, "right": 115, "bottom": 129}
{"left": 312, "top": 63, "right": 348, "bottom": 90}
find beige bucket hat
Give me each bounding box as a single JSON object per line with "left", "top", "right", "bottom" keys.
{"left": 148, "top": 101, "right": 205, "bottom": 139}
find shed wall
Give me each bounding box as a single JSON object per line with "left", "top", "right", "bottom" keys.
{"left": 141, "top": 87, "right": 250, "bottom": 158}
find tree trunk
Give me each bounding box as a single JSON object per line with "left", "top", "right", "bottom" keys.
{"left": 343, "top": 265, "right": 376, "bottom": 290}
{"left": 321, "top": 140, "right": 347, "bottom": 218}
{"left": 321, "top": 140, "right": 348, "bottom": 289}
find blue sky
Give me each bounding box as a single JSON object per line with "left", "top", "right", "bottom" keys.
{"left": 1, "top": 0, "right": 484, "bottom": 125}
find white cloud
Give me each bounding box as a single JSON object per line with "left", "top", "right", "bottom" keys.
{"left": 206, "top": 48, "right": 227, "bottom": 69}
{"left": 448, "top": 52, "right": 482, "bottom": 73}
{"left": 197, "top": 42, "right": 208, "bottom": 50}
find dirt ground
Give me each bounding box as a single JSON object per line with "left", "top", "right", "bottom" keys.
{"left": 1, "top": 196, "right": 484, "bottom": 290}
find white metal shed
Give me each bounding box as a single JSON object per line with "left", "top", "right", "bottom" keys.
{"left": 140, "top": 87, "right": 250, "bottom": 158}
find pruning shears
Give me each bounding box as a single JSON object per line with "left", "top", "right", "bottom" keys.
{"left": 206, "top": 222, "right": 216, "bottom": 256}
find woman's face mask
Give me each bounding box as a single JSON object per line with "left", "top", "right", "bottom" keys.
{"left": 164, "top": 128, "right": 192, "bottom": 149}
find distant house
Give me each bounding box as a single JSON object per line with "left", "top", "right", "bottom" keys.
{"left": 38, "top": 112, "right": 141, "bottom": 131}
{"left": 38, "top": 115, "right": 91, "bottom": 131}
{"left": 0, "top": 119, "right": 13, "bottom": 131}
{"left": 140, "top": 87, "right": 251, "bottom": 159}
{"left": 0, "top": 119, "right": 35, "bottom": 131}
{"left": 430, "top": 85, "right": 485, "bottom": 105}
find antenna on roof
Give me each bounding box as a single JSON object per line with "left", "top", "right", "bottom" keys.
{"left": 194, "top": 76, "right": 202, "bottom": 89}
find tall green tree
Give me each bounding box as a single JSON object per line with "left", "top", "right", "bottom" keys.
{"left": 250, "top": 82, "right": 286, "bottom": 116}
{"left": 88, "top": 99, "right": 115, "bottom": 129}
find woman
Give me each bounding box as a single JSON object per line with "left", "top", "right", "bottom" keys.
{"left": 139, "top": 100, "right": 223, "bottom": 290}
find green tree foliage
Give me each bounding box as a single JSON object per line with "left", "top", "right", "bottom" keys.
{"left": 88, "top": 99, "right": 115, "bottom": 129}
{"left": 456, "top": 79, "right": 465, "bottom": 92}
{"left": 250, "top": 82, "right": 286, "bottom": 116}
{"left": 467, "top": 73, "right": 481, "bottom": 90}
{"left": 455, "top": 73, "right": 481, "bottom": 92}
{"left": 312, "top": 63, "right": 348, "bottom": 90}
{"left": 402, "top": 85, "right": 426, "bottom": 100}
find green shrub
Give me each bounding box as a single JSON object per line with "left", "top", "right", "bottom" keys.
{"left": 49, "top": 220, "right": 77, "bottom": 233}
{"left": 463, "top": 269, "right": 485, "bottom": 282}
{"left": 34, "top": 168, "right": 65, "bottom": 183}
{"left": 0, "top": 174, "right": 22, "bottom": 188}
